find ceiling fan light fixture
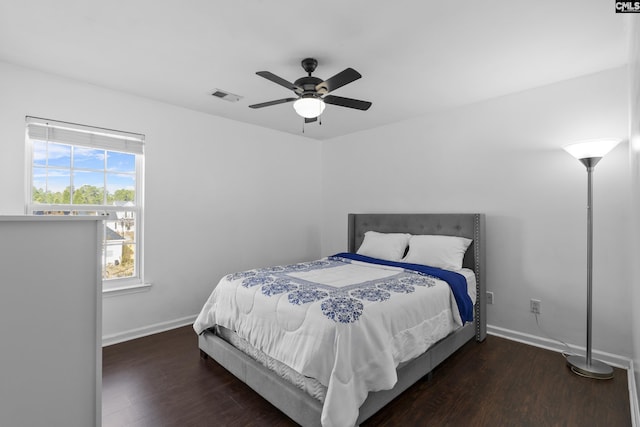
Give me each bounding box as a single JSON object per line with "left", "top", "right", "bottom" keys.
{"left": 293, "top": 97, "right": 325, "bottom": 118}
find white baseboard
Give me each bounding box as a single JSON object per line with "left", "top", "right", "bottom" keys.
{"left": 487, "top": 324, "right": 631, "bottom": 369}
{"left": 102, "top": 314, "right": 197, "bottom": 347}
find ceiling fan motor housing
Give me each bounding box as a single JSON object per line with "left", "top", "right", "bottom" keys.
{"left": 294, "top": 76, "right": 325, "bottom": 96}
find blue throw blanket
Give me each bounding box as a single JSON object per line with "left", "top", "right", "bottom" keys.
{"left": 332, "top": 252, "right": 474, "bottom": 323}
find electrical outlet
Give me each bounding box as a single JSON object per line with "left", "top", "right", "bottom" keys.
{"left": 530, "top": 299, "right": 541, "bottom": 314}
{"left": 486, "top": 291, "right": 494, "bottom": 305}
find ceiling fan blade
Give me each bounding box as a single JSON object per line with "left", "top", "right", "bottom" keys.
{"left": 249, "top": 98, "right": 297, "bottom": 109}
{"left": 316, "top": 68, "right": 361, "bottom": 93}
{"left": 323, "top": 95, "right": 372, "bottom": 111}
{"left": 305, "top": 117, "right": 317, "bottom": 124}
{"left": 256, "top": 71, "right": 302, "bottom": 92}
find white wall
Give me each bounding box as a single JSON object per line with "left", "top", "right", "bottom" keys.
{"left": 321, "top": 67, "right": 632, "bottom": 358}
{"left": 0, "top": 58, "right": 634, "bottom": 366}
{"left": 0, "top": 61, "right": 322, "bottom": 340}
{"left": 628, "top": 14, "right": 640, "bottom": 415}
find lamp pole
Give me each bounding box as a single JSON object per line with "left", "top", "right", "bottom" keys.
{"left": 586, "top": 161, "right": 594, "bottom": 367}
{"left": 565, "top": 156, "right": 613, "bottom": 379}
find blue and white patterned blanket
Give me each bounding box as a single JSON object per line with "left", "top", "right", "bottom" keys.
{"left": 194, "top": 254, "right": 474, "bottom": 427}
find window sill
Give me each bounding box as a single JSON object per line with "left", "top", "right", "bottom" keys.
{"left": 102, "top": 282, "right": 152, "bottom": 297}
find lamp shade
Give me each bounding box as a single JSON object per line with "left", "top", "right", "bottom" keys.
{"left": 563, "top": 139, "right": 620, "bottom": 160}
{"left": 293, "top": 97, "right": 326, "bottom": 118}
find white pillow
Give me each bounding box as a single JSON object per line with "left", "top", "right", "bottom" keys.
{"left": 402, "top": 235, "right": 472, "bottom": 270}
{"left": 356, "top": 231, "right": 411, "bottom": 261}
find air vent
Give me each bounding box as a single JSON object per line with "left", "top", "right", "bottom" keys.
{"left": 211, "top": 89, "right": 242, "bottom": 103}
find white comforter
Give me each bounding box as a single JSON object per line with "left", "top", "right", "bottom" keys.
{"left": 193, "top": 256, "right": 473, "bottom": 427}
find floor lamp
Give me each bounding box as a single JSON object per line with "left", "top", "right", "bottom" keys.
{"left": 563, "top": 138, "right": 620, "bottom": 380}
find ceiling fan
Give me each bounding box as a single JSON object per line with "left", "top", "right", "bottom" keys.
{"left": 249, "top": 58, "right": 372, "bottom": 123}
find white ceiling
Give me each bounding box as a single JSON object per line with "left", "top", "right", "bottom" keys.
{"left": 0, "top": 1, "right": 629, "bottom": 140}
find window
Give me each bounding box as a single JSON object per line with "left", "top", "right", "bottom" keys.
{"left": 25, "top": 117, "right": 145, "bottom": 291}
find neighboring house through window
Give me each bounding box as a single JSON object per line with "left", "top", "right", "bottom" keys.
{"left": 25, "top": 116, "right": 145, "bottom": 291}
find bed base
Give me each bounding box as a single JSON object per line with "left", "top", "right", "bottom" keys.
{"left": 199, "top": 321, "right": 477, "bottom": 426}
{"left": 198, "top": 213, "right": 486, "bottom": 426}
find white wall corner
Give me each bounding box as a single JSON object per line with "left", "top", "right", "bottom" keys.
{"left": 629, "top": 360, "right": 640, "bottom": 427}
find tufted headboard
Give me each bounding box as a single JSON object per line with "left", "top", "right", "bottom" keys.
{"left": 347, "top": 213, "right": 486, "bottom": 340}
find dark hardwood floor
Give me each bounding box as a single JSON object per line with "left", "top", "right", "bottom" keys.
{"left": 103, "top": 326, "right": 631, "bottom": 427}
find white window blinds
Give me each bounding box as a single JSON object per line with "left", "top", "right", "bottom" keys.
{"left": 26, "top": 116, "right": 144, "bottom": 155}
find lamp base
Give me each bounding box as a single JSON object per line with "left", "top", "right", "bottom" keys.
{"left": 566, "top": 355, "right": 614, "bottom": 380}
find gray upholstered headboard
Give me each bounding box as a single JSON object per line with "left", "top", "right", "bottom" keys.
{"left": 348, "top": 213, "right": 482, "bottom": 271}
{"left": 347, "top": 213, "right": 486, "bottom": 340}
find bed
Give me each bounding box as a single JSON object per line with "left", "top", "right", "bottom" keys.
{"left": 195, "top": 213, "right": 486, "bottom": 426}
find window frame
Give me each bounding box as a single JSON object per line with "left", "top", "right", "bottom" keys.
{"left": 25, "top": 116, "right": 146, "bottom": 292}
